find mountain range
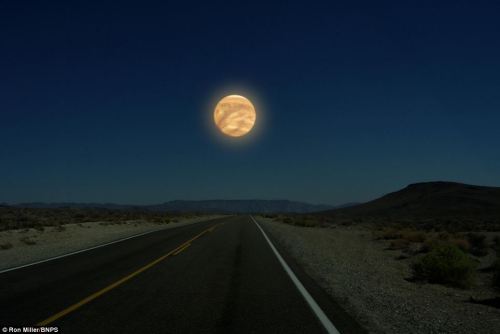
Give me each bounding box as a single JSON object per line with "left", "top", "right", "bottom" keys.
{"left": 8, "top": 181, "right": 499, "bottom": 218}
{"left": 10, "top": 200, "right": 336, "bottom": 214}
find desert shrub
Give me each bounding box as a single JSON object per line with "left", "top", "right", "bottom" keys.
{"left": 34, "top": 225, "right": 45, "bottom": 232}
{"left": 437, "top": 232, "right": 452, "bottom": 240}
{"left": 493, "top": 259, "right": 500, "bottom": 289}
{"left": 450, "top": 238, "right": 471, "bottom": 253}
{"left": 411, "top": 244, "right": 477, "bottom": 288}
{"left": 0, "top": 242, "right": 13, "bottom": 250}
{"left": 279, "top": 216, "right": 321, "bottom": 227}
{"left": 493, "top": 236, "right": 500, "bottom": 253}
{"left": 293, "top": 217, "right": 321, "bottom": 227}
{"left": 0, "top": 206, "right": 195, "bottom": 231}
{"left": 379, "top": 228, "right": 402, "bottom": 240}
{"left": 388, "top": 239, "right": 410, "bottom": 250}
{"left": 54, "top": 225, "right": 66, "bottom": 232}
{"left": 421, "top": 234, "right": 470, "bottom": 253}
{"left": 72, "top": 212, "right": 86, "bottom": 219}
{"left": 420, "top": 238, "right": 441, "bottom": 253}
{"left": 401, "top": 231, "right": 427, "bottom": 243}
{"left": 466, "top": 233, "right": 488, "bottom": 257}
{"left": 19, "top": 236, "right": 37, "bottom": 245}
{"left": 420, "top": 238, "right": 469, "bottom": 254}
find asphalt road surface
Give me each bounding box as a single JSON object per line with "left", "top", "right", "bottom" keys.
{"left": 0, "top": 216, "right": 366, "bottom": 334}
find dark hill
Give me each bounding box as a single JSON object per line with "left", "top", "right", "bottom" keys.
{"left": 319, "top": 182, "right": 500, "bottom": 229}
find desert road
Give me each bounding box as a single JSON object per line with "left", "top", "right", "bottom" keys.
{"left": 0, "top": 216, "right": 365, "bottom": 334}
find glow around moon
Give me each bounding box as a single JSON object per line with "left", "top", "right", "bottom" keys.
{"left": 214, "top": 95, "right": 256, "bottom": 137}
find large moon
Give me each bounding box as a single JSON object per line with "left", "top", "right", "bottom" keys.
{"left": 214, "top": 95, "right": 256, "bottom": 137}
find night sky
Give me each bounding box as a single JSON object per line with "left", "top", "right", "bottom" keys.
{"left": 1, "top": 1, "right": 499, "bottom": 205}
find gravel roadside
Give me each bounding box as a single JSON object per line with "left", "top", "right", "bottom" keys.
{"left": 259, "top": 217, "right": 500, "bottom": 334}
{"left": 0, "top": 215, "right": 224, "bottom": 271}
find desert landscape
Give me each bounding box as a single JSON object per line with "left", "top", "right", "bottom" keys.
{"left": 2, "top": 2, "right": 499, "bottom": 332}
{"left": 1, "top": 182, "right": 499, "bottom": 333}
{"left": 259, "top": 181, "right": 500, "bottom": 333}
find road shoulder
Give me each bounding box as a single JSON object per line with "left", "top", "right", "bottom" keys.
{"left": 258, "top": 217, "right": 500, "bottom": 334}
{"left": 254, "top": 216, "right": 367, "bottom": 334}
{"left": 0, "top": 215, "right": 224, "bottom": 271}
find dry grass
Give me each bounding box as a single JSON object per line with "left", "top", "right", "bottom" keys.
{"left": 388, "top": 239, "right": 410, "bottom": 250}
{"left": 276, "top": 214, "right": 500, "bottom": 293}
{"left": 421, "top": 237, "right": 470, "bottom": 254}
{"left": 466, "top": 233, "right": 488, "bottom": 257}
{"left": 450, "top": 238, "right": 471, "bottom": 253}
{"left": 53, "top": 225, "right": 66, "bottom": 232}
{"left": 372, "top": 226, "right": 500, "bottom": 290}
{"left": 0, "top": 206, "right": 199, "bottom": 231}
{"left": 19, "top": 236, "right": 37, "bottom": 245}
{"left": 0, "top": 242, "right": 13, "bottom": 250}
{"left": 277, "top": 215, "right": 324, "bottom": 228}
{"left": 402, "top": 231, "right": 427, "bottom": 243}
{"left": 494, "top": 259, "right": 500, "bottom": 289}
{"left": 377, "top": 228, "right": 427, "bottom": 244}
{"left": 493, "top": 236, "right": 500, "bottom": 253}
{"left": 378, "top": 228, "right": 403, "bottom": 240}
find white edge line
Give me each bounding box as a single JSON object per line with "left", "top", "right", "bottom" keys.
{"left": 0, "top": 228, "right": 166, "bottom": 274}
{"left": 251, "top": 215, "right": 341, "bottom": 334}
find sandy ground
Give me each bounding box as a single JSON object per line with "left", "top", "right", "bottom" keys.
{"left": 258, "top": 217, "right": 500, "bottom": 334}
{"left": 0, "top": 215, "right": 224, "bottom": 271}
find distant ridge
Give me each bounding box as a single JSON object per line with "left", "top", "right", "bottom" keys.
{"left": 11, "top": 202, "right": 134, "bottom": 210}
{"left": 12, "top": 200, "right": 334, "bottom": 214}
{"left": 320, "top": 181, "right": 500, "bottom": 219}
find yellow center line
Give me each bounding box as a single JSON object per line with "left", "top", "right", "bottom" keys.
{"left": 37, "top": 223, "right": 221, "bottom": 326}
{"left": 173, "top": 242, "right": 191, "bottom": 255}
